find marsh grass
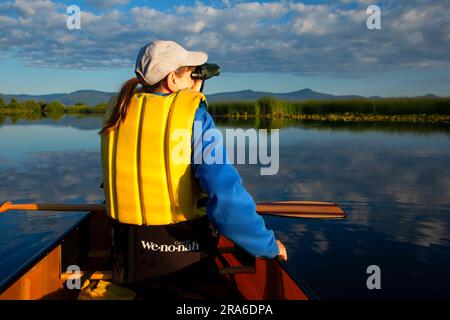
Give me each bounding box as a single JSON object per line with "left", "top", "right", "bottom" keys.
{"left": 209, "top": 97, "right": 450, "bottom": 123}
{"left": 1, "top": 96, "right": 449, "bottom": 123}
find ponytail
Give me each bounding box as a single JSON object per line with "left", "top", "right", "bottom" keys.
{"left": 99, "top": 77, "right": 140, "bottom": 134}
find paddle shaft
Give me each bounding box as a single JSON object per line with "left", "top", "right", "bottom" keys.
{"left": 0, "top": 201, "right": 346, "bottom": 219}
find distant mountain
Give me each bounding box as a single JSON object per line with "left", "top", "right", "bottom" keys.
{"left": 206, "top": 88, "right": 364, "bottom": 102}
{"left": 0, "top": 89, "right": 445, "bottom": 106}
{"left": 0, "top": 90, "right": 116, "bottom": 106}
{"left": 421, "top": 94, "right": 440, "bottom": 99}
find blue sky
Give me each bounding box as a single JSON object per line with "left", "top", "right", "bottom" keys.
{"left": 0, "top": 0, "right": 449, "bottom": 97}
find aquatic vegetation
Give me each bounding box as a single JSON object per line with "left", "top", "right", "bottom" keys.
{"left": 209, "top": 97, "right": 450, "bottom": 123}
{"left": 65, "top": 103, "right": 106, "bottom": 114}
{"left": 1, "top": 96, "right": 449, "bottom": 123}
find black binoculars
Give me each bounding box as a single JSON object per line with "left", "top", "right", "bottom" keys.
{"left": 191, "top": 63, "right": 220, "bottom": 81}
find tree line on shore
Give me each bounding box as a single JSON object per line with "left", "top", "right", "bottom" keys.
{"left": 1, "top": 96, "right": 449, "bottom": 123}
{"left": 0, "top": 98, "right": 106, "bottom": 119}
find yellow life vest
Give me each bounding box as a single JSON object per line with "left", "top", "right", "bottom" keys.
{"left": 100, "top": 88, "right": 207, "bottom": 226}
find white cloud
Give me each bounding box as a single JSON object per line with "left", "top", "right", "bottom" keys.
{"left": 222, "top": 0, "right": 231, "bottom": 8}
{"left": 0, "top": 15, "right": 16, "bottom": 25}
{"left": 0, "top": 0, "right": 448, "bottom": 76}
{"left": 340, "top": 0, "right": 375, "bottom": 4}
{"left": 85, "top": 0, "right": 131, "bottom": 9}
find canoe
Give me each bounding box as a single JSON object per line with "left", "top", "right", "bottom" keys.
{"left": 0, "top": 210, "right": 312, "bottom": 300}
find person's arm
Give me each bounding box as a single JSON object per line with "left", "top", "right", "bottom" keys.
{"left": 191, "top": 103, "right": 280, "bottom": 259}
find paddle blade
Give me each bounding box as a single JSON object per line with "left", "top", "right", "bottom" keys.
{"left": 0, "top": 202, "right": 105, "bottom": 213}
{"left": 0, "top": 201, "right": 12, "bottom": 213}
{"left": 256, "top": 201, "right": 346, "bottom": 219}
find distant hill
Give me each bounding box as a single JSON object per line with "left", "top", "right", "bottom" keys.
{"left": 0, "top": 90, "right": 116, "bottom": 106}
{"left": 206, "top": 88, "right": 363, "bottom": 102}
{"left": 0, "top": 89, "right": 445, "bottom": 106}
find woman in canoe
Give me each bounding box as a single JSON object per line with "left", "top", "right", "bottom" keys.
{"left": 98, "top": 40, "right": 287, "bottom": 299}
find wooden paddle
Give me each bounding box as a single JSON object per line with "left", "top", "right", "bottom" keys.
{"left": 0, "top": 201, "right": 346, "bottom": 219}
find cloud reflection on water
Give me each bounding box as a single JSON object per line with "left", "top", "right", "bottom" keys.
{"left": 0, "top": 150, "right": 103, "bottom": 204}
{"left": 238, "top": 137, "right": 450, "bottom": 248}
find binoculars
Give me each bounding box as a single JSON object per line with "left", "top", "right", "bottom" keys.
{"left": 191, "top": 63, "right": 220, "bottom": 81}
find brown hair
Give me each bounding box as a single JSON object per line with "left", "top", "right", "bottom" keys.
{"left": 99, "top": 66, "right": 194, "bottom": 135}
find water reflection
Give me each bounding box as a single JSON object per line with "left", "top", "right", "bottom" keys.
{"left": 215, "top": 118, "right": 450, "bottom": 136}
{"left": 0, "top": 116, "right": 449, "bottom": 298}
{"left": 0, "top": 114, "right": 103, "bottom": 130}
{"left": 0, "top": 151, "right": 103, "bottom": 203}
{"left": 231, "top": 121, "right": 450, "bottom": 298}
{"left": 412, "top": 219, "right": 449, "bottom": 248}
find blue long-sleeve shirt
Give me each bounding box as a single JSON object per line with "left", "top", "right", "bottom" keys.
{"left": 151, "top": 92, "right": 279, "bottom": 258}
{"left": 191, "top": 100, "right": 279, "bottom": 259}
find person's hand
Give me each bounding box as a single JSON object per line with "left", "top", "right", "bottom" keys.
{"left": 276, "top": 240, "right": 287, "bottom": 261}
{"left": 192, "top": 79, "right": 203, "bottom": 92}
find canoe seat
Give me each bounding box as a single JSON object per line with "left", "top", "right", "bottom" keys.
{"left": 60, "top": 270, "right": 112, "bottom": 281}
{"left": 216, "top": 246, "right": 256, "bottom": 275}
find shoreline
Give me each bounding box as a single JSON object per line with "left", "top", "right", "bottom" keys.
{"left": 1, "top": 96, "right": 450, "bottom": 124}
{"left": 1, "top": 110, "right": 449, "bottom": 124}
{"left": 214, "top": 113, "right": 450, "bottom": 124}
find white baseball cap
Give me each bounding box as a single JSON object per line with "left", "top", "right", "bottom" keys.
{"left": 135, "top": 40, "right": 208, "bottom": 86}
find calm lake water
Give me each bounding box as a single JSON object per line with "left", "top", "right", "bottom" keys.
{"left": 0, "top": 115, "right": 449, "bottom": 299}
